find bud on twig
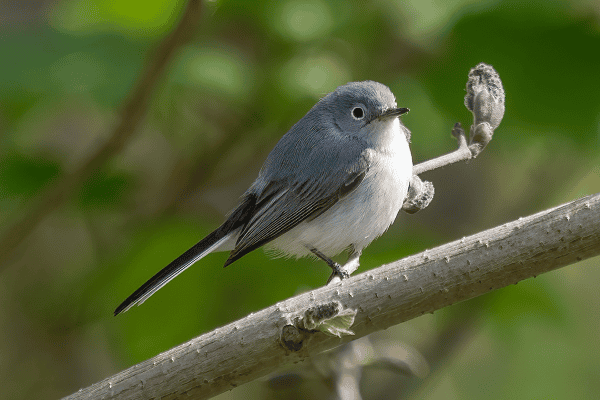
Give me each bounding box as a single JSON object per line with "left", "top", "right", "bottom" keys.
{"left": 464, "top": 63, "right": 505, "bottom": 156}
{"left": 407, "top": 62, "right": 505, "bottom": 213}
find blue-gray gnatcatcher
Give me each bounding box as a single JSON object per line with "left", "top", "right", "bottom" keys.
{"left": 115, "top": 81, "right": 412, "bottom": 315}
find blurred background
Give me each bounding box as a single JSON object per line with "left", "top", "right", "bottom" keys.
{"left": 1, "top": 0, "right": 599, "bottom": 398}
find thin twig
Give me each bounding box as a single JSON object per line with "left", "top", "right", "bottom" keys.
{"left": 412, "top": 123, "right": 472, "bottom": 175}
{"left": 0, "top": 0, "right": 203, "bottom": 271}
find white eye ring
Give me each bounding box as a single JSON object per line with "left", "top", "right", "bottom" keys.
{"left": 351, "top": 106, "right": 365, "bottom": 120}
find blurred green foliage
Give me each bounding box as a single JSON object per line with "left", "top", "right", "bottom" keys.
{"left": 1, "top": 0, "right": 599, "bottom": 399}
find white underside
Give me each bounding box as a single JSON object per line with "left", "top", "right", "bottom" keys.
{"left": 267, "top": 117, "right": 412, "bottom": 259}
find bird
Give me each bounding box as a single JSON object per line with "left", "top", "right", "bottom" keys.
{"left": 114, "top": 80, "right": 413, "bottom": 315}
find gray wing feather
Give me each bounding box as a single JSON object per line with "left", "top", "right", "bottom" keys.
{"left": 224, "top": 137, "right": 371, "bottom": 265}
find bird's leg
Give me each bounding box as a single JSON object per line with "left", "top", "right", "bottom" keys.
{"left": 309, "top": 247, "right": 350, "bottom": 283}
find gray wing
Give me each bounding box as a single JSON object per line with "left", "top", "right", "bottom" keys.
{"left": 223, "top": 139, "right": 371, "bottom": 266}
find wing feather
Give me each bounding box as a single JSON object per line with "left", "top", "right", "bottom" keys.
{"left": 224, "top": 143, "right": 371, "bottom": 266}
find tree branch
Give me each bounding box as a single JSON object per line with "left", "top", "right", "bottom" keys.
{"left": 0, "top": 0, "right": 203, "bottom": 270}
{"left": 64, "top": 192, "right": 600, "bottom": 400}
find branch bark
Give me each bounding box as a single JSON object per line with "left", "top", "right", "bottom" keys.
{"left": 64, "top": 192, "right": 600, "bottom": 400}
{"left": 0, "top": 0, "right": 203, "bottom": 270}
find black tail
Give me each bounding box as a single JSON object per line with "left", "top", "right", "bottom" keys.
{"left": 114, "top": 193, "right": 257, "bottom": 315}
{"left": 113, "top": 229, "right": 230, "bottom": 315}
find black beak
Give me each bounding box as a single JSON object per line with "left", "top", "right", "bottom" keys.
{"left": 373, "top": 107, "right": 410, "bottom": 122}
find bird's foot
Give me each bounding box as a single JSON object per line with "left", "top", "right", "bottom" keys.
{"left": 309, "top": 247, "right": 350, "bottom": 283}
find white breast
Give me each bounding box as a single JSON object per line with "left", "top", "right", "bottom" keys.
{"left": 268, "top": 118, "right": 413, "bottom": 259}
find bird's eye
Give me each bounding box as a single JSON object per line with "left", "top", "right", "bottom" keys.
{"left": 351, "top": 107, "right": 365, "bottom": 120}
